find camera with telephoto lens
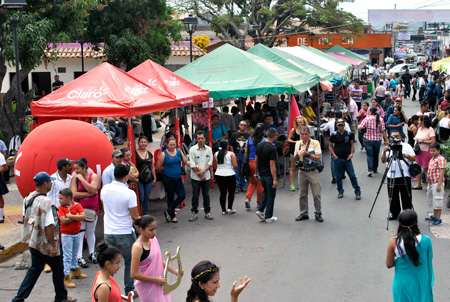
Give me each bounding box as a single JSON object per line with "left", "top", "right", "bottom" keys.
{"left": 388, "top": 136, "right": 403, "bottom": 158}
{"left": 295, "top": 161, "right": 304, "bottom": 168}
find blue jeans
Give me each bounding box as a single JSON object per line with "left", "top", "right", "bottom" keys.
{"left": 330, "top": 153, "right": 336, "bottom": 179}
{"left": 404, "top": 84, "right": 411, "bottom": 98}
{"left": 191, "top": 179, "right": 211, "bottom": 214}
{"left": 104, "top": 233, "right": 137, "bottom": 294}
{"left": 363, "top": 138, "right": 381, "bottom": 173}
{"left": 335, "top": 158, "right": 361, "bottom": 195}
{"left": 61, "top": 233, "right": 81, "bottom": 276}
{"left": 12, "top": 248, "right": 67, "bottom": 302}
{"left": 258, "top": 175, "right": 277, "bottom": 219}
{"left": 358, "top": 130, "right": 365, "bottom": 147}
{"left": 235, "top": 153, "right": 246, "bottom": 189}
{"left": 162, "top": 175, "right": 186, "bottom": 218}
{"left": 138, "top": 181, "right": 152, "bottom": 215}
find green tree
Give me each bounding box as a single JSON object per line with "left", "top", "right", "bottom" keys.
{"left": 0, "top": 0, "right": 98, "bottom": 145}
{"left": 173, "top": 0, "right": 364, "bottom": 49}
{"left": 86, "top": 0, "right": 182, "bottom": 71}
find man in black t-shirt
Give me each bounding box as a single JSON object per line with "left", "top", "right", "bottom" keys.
{"left": 255, "top": 128, "right": 279, "bottom": 223}
{"left": 329, "top": 119, "right": 361, "bottom": 200}
{"left": 229, "top": 120, "right": 250, "bottom": 194}
{"left": 401, "top": 69, "right": 412, "bottom": 98}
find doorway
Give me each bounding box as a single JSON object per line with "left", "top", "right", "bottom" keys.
{"left": 9, "top": 72, "right": 29, "bottom": 93}
{"left": 31, "top": 72, "right": 51, "bottom": 97}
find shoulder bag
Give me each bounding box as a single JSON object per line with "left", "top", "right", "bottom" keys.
{"left": 413, "top": 142, "right": 421, "bottom": 155}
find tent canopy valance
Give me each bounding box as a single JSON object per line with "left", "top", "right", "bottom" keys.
{"left": 175, "top": 44, "right": 320, "bottom": 99}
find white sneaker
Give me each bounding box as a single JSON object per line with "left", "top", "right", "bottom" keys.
{"left": 367, "top": 171, "right": 373, "bottom": 177}
{"left": 265, "top": 217, "right": 278, "bottom": 223}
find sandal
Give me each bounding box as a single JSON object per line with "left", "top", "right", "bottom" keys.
{"left": 412, "top": 186, "right": 422, "bottom": 190}
{"left": 171, "top": 218, "right": 178, "bottom": 223}
{"left": 164, "top": 211, "right": 170, "bottom": 223}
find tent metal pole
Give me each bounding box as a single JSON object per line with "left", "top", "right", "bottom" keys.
{"left": 316, "top": 84, "right": 320, "bottom": 141}
{"left": 128, "top": 117, "right": 141, "bottom": 214}
{"left": 282, "top": 94, "right": 291, "bottom": 188}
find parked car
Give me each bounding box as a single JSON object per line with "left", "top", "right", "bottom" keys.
{"left": 352, "top": 65, "right": 375, "bottom": 80}
{"left": 386, "top": 64, "right": 419, "bottom": 77}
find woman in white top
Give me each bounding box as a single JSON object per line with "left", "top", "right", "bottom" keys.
{"left": 213, "top": 140, "right": 238, "bottom": 215}
{"left": 438, "top": 110, "right": 450, "bottom": 141}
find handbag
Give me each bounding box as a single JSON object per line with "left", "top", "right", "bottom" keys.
{"left": 413, "top": 143, "right": 421, "bottom": 155}
{"left": 84, "top": 209, "right": 97, "bottom": 223}
{"left": 402, "top": 159, "right": 422, "bottom": 177}
{"left": 241, "top": 138, "right": 251, "bottom": 178}
{"left": 140, "top": 164, "right": 153, "bottom": 183}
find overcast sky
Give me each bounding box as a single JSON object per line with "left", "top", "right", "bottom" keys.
{"left": 339, "top": 0, "right": 450, "bottom": 23}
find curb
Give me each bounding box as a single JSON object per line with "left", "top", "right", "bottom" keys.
{"left": 0, "top": 242, "right": 28, "bottom": 263}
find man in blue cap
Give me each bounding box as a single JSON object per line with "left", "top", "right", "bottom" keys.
{"left": 12, "top": 172, "right": 77, "bottom": 302}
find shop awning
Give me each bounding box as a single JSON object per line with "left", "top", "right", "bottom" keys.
{"left": 432, "top": 57, "right": 450, "bottom": 71}
{"left": 275, "top": 46, "right": 350, "bottom": 77}
{"left": 175, "top": 44, "right": 320, "bottom": 99}
{"left": 32, "top": 62, "right": 178, "bottom": 117}
{"left": 327, "top": 52, "right": 366, "bottom": 69}
{"left": 247, "top": 44, "right": 331, "bottom": 82}
{"left": 325, "top": 45, "right": 368, "bottom": 62}
{"left": 128, "top": 59, "right": 209, "bottom": 106}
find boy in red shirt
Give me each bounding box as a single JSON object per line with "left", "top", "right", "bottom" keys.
{"left": 426, "top": 142, "right": 446, "bottom": 225}
{"left": 58, "top": 188, "right": 87, "bottom": 287}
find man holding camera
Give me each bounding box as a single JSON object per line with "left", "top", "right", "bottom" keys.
{"left": 329, "top": 119, "right": 361, "bottom": 200}
{"left": 294, "top": 126, "right": 323, "bottom": 222}
{"left": 380, "top": 131, "right": 415, "bottom": 220}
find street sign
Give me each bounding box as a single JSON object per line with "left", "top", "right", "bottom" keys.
{"left": 392, "top": 22, "right": 409, "bottom": 32}
{"left": 398, "top": 32, "right": 411, "bottom": 40}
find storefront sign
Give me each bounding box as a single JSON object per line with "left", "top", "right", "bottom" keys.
{"left": 397, "top": 32, "right": 411, "bottom": 40}
{"left": 288, "top": 33, "right": 392, "bottom": 49}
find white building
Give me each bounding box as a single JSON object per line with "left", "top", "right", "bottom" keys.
{"left": 1, "top": 43, "right": 205, "bottom": 96}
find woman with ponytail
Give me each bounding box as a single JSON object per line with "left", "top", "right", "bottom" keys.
{"left": 213, "top": 140, "right": 238, "bottom": 215}
{"left": 358, "top": 106, "right": 389, "bottom": 177}
{"left": 130, "top": 215, "right": 180, "bottom": 301}
{"left": 91, "top": 242, "right": 122, "bottom": 302}
{"left": 386, "top": 209, "right": 434, "bottom": 301}
{"left": 186, "top": 261, "right": 250, "bottom": 302}
{"left": 71, "top": 157, "right": 100, "bottom": 267}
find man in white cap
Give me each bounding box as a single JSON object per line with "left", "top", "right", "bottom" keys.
{"left": 102, "top": 150, "right": 124, "bottom": 186}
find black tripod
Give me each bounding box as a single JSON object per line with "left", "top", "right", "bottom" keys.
{"left": 368, "top": 148, "right": 413, "bottom": 230}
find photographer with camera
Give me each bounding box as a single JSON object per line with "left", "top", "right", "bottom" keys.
{"left": 329, "top": 119, "right": 361, "bottom": 200}
{"left": 380, "top": 131, "right": 415, "bottom": 220}
{"left": 294, "top": 126, "right": 323, "bottom": 223}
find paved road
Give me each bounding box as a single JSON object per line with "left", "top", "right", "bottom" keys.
{"left": 1, "top": 95, "right": 449, "bottom": 302}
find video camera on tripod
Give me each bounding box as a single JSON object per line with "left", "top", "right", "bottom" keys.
{"left": 387, "top": 136, "right": 403, "bottom": 159}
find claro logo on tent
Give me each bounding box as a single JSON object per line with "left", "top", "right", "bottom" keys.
{"left": 124, "top": 83, "right": 149, "bottom": 96}
{"left": 67, "top": 87, "right": 110, "bottom": 99}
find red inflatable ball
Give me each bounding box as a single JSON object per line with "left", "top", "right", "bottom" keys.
{"left": 15, "top": 119, "right": 114, "bottom": 197}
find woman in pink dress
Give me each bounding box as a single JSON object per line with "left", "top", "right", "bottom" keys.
{"left": 130, "top": 215, "right": 181, "bottom": 302}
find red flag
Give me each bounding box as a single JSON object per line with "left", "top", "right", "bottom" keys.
{"left": 288, "top": 95, "right": 301, "bottom": 131}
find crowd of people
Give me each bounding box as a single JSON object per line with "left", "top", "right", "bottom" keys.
{"left": 6, "top": 67, "right": 449, "bottom": 301}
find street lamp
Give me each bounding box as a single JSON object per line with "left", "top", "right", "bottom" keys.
{"left": 1, "top": 0, "right": 27, "bottom": 140}
{"left": 74, "top": 29, "right": 87, "bottom": 74}
{"left": 250, "top": 24, "right": 260, "bottom": 45}
{"left": 309, "top": 32, "right": 315, "bottom": 47}
{"left": 284, "top": 28, "right": 292, "bottom": 47}
{"left": 183, "top": 14, "right": 198, "bottom": 63}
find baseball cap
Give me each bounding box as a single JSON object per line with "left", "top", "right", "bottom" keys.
{"left": 385, "top": 91, "right": 391, "bottom": 96}
{"left": 56, "top": 158, "right": 74, "bottom": 170}
{"left": 336, "top": 119, "right": 345, "bottom": 126}
{"left": 112, "top": 150, "right": 123, "bottom": 157}
{"left": 33, "top": 172, "right": 56, "bottom": 185}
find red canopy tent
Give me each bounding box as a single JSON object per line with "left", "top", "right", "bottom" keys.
{"left": 128, "top": 59, "right": 210, "bottom": 148}
{"left": 32, "top": 62, "right": 179, "bottom": 117}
